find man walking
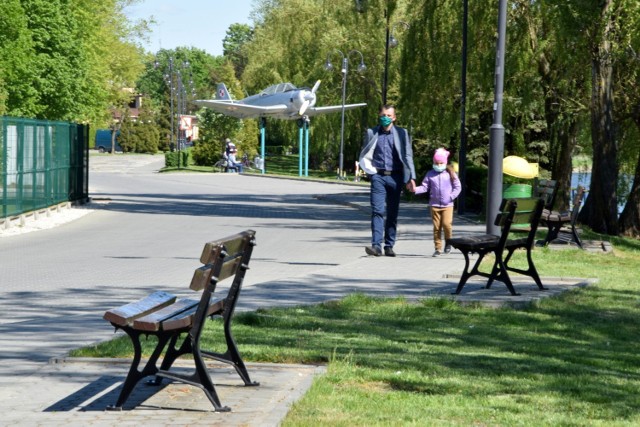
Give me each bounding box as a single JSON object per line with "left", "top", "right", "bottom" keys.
{"left": 359, "top": 105, "right": 416, "bottom": 257}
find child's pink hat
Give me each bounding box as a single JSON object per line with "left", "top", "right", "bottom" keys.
{"left": 433, "top": 148, "right": 450, "bottom": 163}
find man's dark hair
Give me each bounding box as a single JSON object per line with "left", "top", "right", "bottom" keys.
{"left": 379, "top": 104, "right": 395, "bottom": 112}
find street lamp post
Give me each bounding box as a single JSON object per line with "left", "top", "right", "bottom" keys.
{"left": 155, "top": 57, "right": 193, "bottom": 169}
{"left": 382, "top": 20, "right": 409, "bottom": 105}
{"left": 325, "top": 49, "right": 366, "bottom": 180}
{"left": 487, "top": 0, "right": 508, "bottom": 235}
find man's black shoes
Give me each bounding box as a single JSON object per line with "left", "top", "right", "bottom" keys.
{"left": 365, "top": 246, "right": 383, "bottom": 256}
{"left": 384, "top": 247, "right": 396, "bottom": 257}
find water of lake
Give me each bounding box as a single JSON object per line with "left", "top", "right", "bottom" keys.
{"left": 571, "top": 171, "right": 628, "bottom": 214}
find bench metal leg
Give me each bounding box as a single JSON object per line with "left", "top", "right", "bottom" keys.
{"left": 489, "top": 258, "right": 518, "bottom": 296}
{"left": 107, "top": 328, "right": 170, "bottom": 410}
{"left": 201, "top": 317, "right": 259, "bottom": 387}
{"left": 570, "top": 225, "right": 584, "bottom": 249}
{"left": 503, "top": 247, "right": 546, "bottom": 291}
{"left": 156, "top": 341, "right": 231, "bottom": 412}
{"left": 453, "top": 251, "right": 487, "bottom": 294}
{"left": 147, "top": 333, "right": 187, "bottom": 386}
{"left": 543, "top": 223, "right": 561, "bottom": 246}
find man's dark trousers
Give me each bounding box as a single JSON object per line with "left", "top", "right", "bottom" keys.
{"left": 370, "top": 171, "right": 404, "bottom": 249}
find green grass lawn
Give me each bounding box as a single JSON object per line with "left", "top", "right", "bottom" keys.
{"left": 73, "top": 232, "right": 640, "bottom": 426}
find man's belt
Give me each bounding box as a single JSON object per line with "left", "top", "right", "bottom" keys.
{"left": 378, "top": 170, "right": 398, "bottom": 176}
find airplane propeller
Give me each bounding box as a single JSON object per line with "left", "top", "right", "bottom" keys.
{"left": 298, "top": 80, "right": 321, "bottom": 116}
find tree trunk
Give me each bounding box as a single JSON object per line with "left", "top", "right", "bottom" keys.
{"left": 618, "top": 109, "right": 640, "bottom": 238}
{"left": 553, "top": 121, "right": 578, "bottom": 211}
{"left": 578, "top": 15, "right": 618, "bottom": 235}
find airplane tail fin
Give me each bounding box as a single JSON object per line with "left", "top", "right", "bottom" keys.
{"left": 215, "top": 83, "right": 232, "bottom": 100}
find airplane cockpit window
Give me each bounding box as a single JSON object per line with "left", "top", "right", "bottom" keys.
{"left": 262, "top": 83, "right": 297, "bottom": 95}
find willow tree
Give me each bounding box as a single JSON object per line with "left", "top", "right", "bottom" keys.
{"left": 401, "top": 0, "right": 499, "bottom": 171}
{"left": 242, "top": 0, "right": 403, "bottom": 173}
{"left": 513, "top": 0, "right": 591, "bottom": 210}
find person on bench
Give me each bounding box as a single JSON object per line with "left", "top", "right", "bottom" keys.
{"left": 226, "top": 145, "right": 243, "bottom": 173}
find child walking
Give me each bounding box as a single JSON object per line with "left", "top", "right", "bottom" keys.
{"left": 413, "top": 148, "right": 461, "bottom": 257}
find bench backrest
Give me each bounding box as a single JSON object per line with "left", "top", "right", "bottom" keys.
{"left": 569, "top": 186, "right": 586, "bottom": 225}
{"left": 189, "top": 229, "right": 256, "bottom": 341}
{"left": 533, "top": 178, "right": 557, "bottom": 210}
{"left": 496, "top": 197, "right": 545, "bottom": 247}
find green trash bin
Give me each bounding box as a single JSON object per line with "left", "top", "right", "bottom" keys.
{"left": 503, "top": 183, "right": 533, "bottom": 229}
{"left": 503, "top": 183, "right": 532, "bottom": 199}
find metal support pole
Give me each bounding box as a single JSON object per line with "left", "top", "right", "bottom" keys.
{"left": 339, "top": 57, "right": 348, "bottom": 180}
{"left": 298, "top": 120, "right": 303, "bottom": 177}
{"left": 304, "top": 119, "right": 310, "bottom": 177}
{"left": 458, "top": 0, "right": 468, "bottom": 215}
{"left": 487, "top": 0, "right": 508, "bottom": 235}
{"left": 259, "top": 118, "right": 266, "bottom": 174}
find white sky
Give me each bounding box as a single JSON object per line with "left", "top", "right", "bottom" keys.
{"left": 125, "top": 0, "right": 255, "bottom": 56}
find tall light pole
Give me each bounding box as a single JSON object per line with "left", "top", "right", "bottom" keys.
{"left": 155, "top": 57, "right": 193, "bottom": 169}
{"left": 458, "top": 0, "right": 469, "bottom": 214}
{"left": 382, "top": 19, "right": 409, "bottom": 105}
{"left": 325, "top": 49, "right": 366, "bottom": 180}
{"left": 487, "top": 0, "right": 508, "bottom": 235}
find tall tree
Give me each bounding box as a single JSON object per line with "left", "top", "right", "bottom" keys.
{"left": 0, "top": 0, "right": 38, "bottom": 116}
{"left": 70, "top": 0, "right": 147, "bottom": 126}
{"left": 223, "top": 23, "right": 254, "bottom": 80}
{"left": 20, "top": 0, "right": 88, "bottom": 120}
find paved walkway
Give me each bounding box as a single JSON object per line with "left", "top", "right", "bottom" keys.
{"left": 0, "top": 155, "right": 594, "bottom": 426}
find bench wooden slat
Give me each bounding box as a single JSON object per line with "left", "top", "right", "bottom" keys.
{"left": 103, "top": 291, "right": 176, "bottom": 327}
{"left": 161, "top": 297, "right": 225, "bottom": 331}
{"left": 132, "top": 298, "right": 200, "bottom": 331}
{"left": 190, "top": 256, "right": 242, "bottom": 291}
{"left": 199, "top": 232, "right": 249, "bottom": 264}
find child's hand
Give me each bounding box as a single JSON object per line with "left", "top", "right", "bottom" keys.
{"left": 406, "top": 180, "right": 416, "bottom": 192}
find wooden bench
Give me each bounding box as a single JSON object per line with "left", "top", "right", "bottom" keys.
{"left": 448, "top": 197, "right": 546, "bottom": 296}
{"left": 533, "top": 178, "right": 558, "bottom": 210}
{"left": 103, "top": 230, "right": 258, "bottom": 412}
{"left": 539, "top": 186, "right": 586, "bottom": 249}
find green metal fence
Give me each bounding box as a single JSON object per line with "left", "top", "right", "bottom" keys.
{"left": 1, "top": 116, "right": 89, "bottom": 219}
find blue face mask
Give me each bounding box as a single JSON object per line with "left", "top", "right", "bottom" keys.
{"left": 379, "top": 116, "right": 393, "bottom": 127}
{"left": 433, "top": 164, "right": 446, "bottom": 173}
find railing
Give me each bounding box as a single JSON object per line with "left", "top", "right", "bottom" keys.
{"left": 1, "top": 116, "right": 89, "bottom": 219}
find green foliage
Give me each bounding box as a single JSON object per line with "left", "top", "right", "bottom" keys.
{"left": 191, "top": 137, "right": 222, "bottom": 167}
{"left": 164, "top": 150, "right": 190, "bottom": 168}
{"left": 223, "top": 23, "right": 254, "bottom": 79}
{"left": 0, "top": 0, "right": 38, "bottom": 117}
{"left": 117, "top": 102, "right": 159, "bottom": 154}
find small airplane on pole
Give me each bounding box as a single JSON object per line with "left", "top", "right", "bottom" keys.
{"left": 193, "top": 81, "right": 367, "bottom": 177}
{"left": 192, "top": 81, "right": 366, "bottom": 120}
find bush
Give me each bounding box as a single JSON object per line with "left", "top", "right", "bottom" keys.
{"left": 164, "top": 150, "right": 190, "bottom": 168}
{"left": 192, "top": 142, "right": 220, "bottom": 167}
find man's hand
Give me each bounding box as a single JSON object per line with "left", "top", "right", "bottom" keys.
{"left": 406, "top": 179, "right": 416, "bottom": 193}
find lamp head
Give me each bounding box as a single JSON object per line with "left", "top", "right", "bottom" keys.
{"left": 324, "top": 58, "right": 334, "bottom": 71}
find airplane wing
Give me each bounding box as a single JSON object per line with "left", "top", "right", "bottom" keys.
{"left": 305, "top": 103, "right": 367, "bottom": 117}
{"left": 192, "top": 100, "right": 288, "bottom": 119}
